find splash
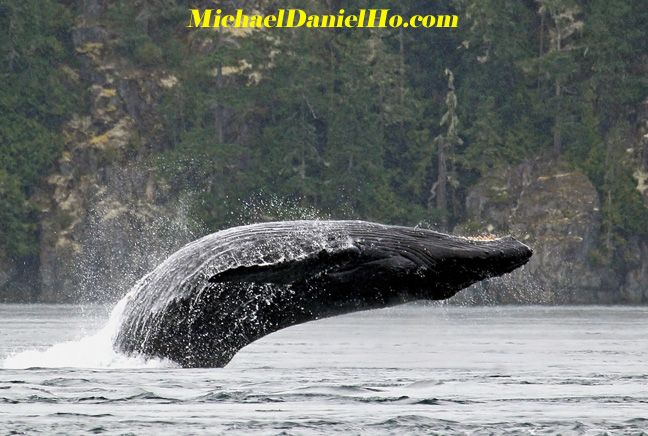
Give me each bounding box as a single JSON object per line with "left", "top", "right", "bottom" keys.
{"left": 2, "top": 293, "right": 176, "bottom": 369}
{"left": 2, "top": 196, "right": 327, "bottom": 369}
{"left": 232, "top": 193, "right": 329, "bottom": 224}
{"left": 70, "top": 194, "right": 202, "bottom": 303}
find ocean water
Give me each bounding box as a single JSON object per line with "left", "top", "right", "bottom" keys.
{"left": 1, "top": 303, "right": 647, "bottom": 435}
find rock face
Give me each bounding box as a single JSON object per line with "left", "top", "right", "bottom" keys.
{"left": 456, "top": 158, "right": 626, "bottom": 304}
{"left": 623, "top": 96, "right": 648, "bottom": 303}
{"left": 634, "top": 97, "right": 648, "bottom": 205}
{"left": 621, "top": 238, "right": 648, "bottom": 303}
{"left": 34, "top": 13, "right": 194, "bottom": 302}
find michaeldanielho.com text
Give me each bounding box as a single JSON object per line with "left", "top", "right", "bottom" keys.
{"left": 187, "top": 9, "right": 459, "bottom": 29}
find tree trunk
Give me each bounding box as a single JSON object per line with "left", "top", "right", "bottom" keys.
{"left": 437, "top": 142, "right": 448, "bottom": 230}
{"left": 539, "top": 12, "right": 545, "bottom": 56}
{"left": 537, "top": 11, "right": 545, "bottom": 90}
{"left": 553, "top": 81, "right": 561, "bottom": 155}
{"left": 214, "top": 63, "right": 224, "bottom": 144}
{"left": 603, "top": 137, "right": 614, "bottom": 252}
{"left": 398, "top": 28, "right": 405, "bottom": 107}
{"left": 553, "top": 28, "right": 562, "bottom": 155}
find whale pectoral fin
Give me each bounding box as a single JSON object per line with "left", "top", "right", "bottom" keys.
{"left": 207, "top": 246, "right": 363, "bottom": 285}
{"left": 326, "top": 254, "right": 419, "bottom": 285}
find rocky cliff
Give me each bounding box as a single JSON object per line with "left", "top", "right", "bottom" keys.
{"left": 29, "top": 3, "right": 196, "bottom": 302}
{"left": 625, "top": 96, "right": 648, "bottom": 303}
{"left": 455, "top": 156, "right": 648, "bottom": 304}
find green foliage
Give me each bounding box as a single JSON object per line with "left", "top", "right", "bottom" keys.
{"left": 0, "top": 170, "right": 37, "bottom": 258}
{"left": 606, "top": 172, "right": 648, "bottom": 238}
{"left": 106, "top": 0, "right": 187, "bottom": 67}
{"left": 0, "top": 0, "right": 83, "bottom": 259}
{"left": 147, "top": 0, "right": 648, "bottom": 243}
{"left": 2, "top": 0, "right": 648, "bottom": 270}
{"left": 157, "top": 3, "right": 429, "bottom": 229}
{"left": 134, "top": 41, "right": 163, "bottom": 66}
{"left": 599, "top": 126, "right": 648, "bottom": 245}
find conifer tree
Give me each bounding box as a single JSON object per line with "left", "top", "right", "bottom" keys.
{"left": 429, "top": 69, "right": 462, "bottom": 230}
{"left": 535, "top": 0, "right": 584, "bottom": 155}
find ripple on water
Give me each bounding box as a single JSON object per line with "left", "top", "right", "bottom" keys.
{"left": 41, "top": 377, "right": 91, "bottom": 387}
{"left": 1, "top": 305, "right": 648, "bottom": 435}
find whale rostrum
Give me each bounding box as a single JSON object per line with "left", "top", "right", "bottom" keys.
{"left": 114, "top": 220, "right": 532, "bottom": 367}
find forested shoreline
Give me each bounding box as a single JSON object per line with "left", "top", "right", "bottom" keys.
{"left": 1, "top": 0, "right": 647, "bottom": 303}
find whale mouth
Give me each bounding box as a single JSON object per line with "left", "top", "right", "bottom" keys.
{"left": 419, "top": 234, "right": 533, "bottom": 294}
{"left": 466, "top": 235, "right": 533, "bottom": 275}
{"left": 343, "top": 227, "right": 533, "bottom": 299}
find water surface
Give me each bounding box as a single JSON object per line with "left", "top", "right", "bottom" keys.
{"left": 1, "top": 304, "right": 647, "bottom": 434}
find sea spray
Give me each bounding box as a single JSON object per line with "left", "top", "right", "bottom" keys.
{"left": 70, "top": 194, "right": 202, "bottom": 303}
{"left": 2, "top": 196, "right": 329, "bottom": 369}
{"left": 2, "top": 290, "right": 176, "bottom": 369}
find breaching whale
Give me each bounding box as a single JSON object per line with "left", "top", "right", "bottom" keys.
{"left": 114, "top": 220, "right": 532, "bottom": 367}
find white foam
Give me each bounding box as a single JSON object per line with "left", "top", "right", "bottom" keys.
{"left": 2, "top": 296, "right": 176, "bottom": 369}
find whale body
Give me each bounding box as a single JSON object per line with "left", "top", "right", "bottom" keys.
{"left": 114, "top": 220, "right": 532, "bottom": 367}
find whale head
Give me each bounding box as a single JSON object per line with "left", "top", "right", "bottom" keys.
{"left": 399, "top": 232, "right": 533, "bottom": 299}
{"left": 313, "top": 224, "right": 533, "bottom": 302}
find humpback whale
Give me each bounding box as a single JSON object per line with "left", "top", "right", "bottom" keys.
{"left": 115, "top": 220, "right": 532, "bottom": 367}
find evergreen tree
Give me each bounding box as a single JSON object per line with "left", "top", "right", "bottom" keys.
{"left": 0, "top": 0, "right": 83, "bottom": 258}
{"left": 535, "top": 0, "right": 584, "bottom": 155}
{"left": 429, "top": 69, "right": 462, "bottom": 230}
